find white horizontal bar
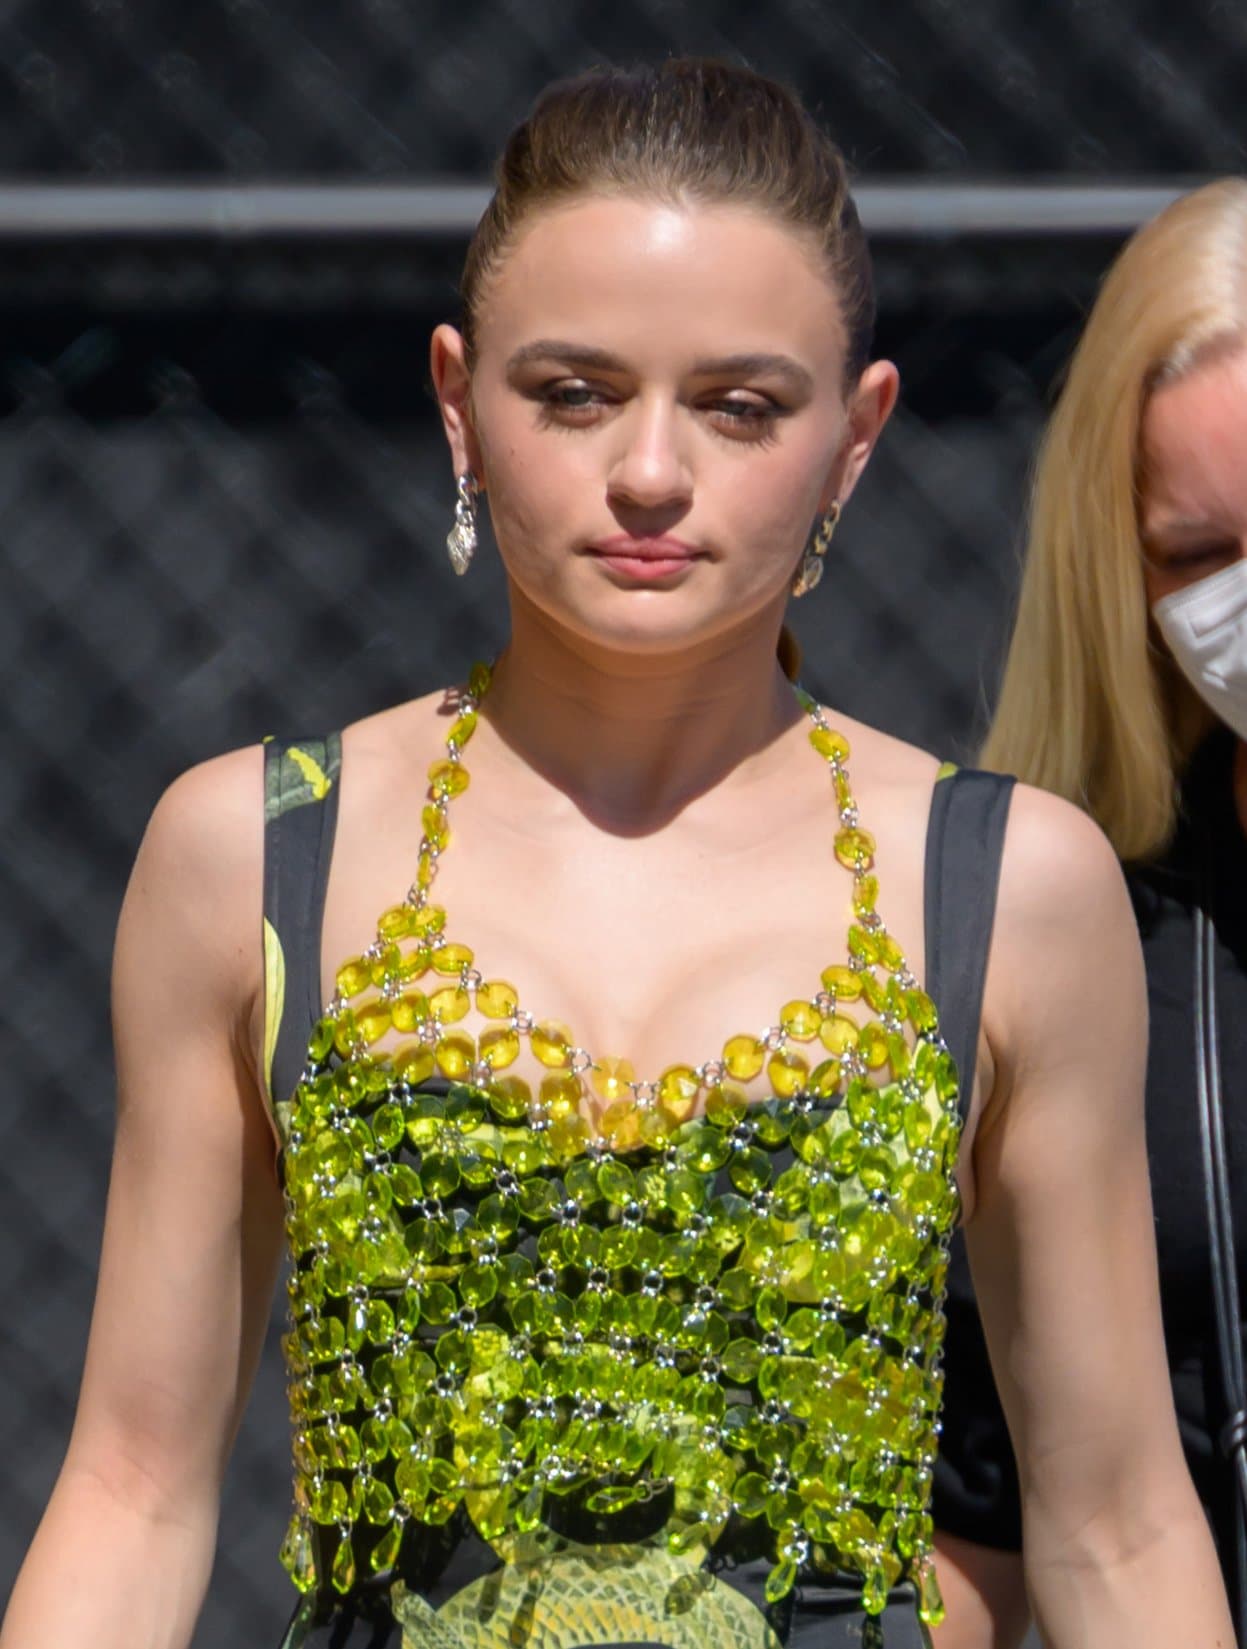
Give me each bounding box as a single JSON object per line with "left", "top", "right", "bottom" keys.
{"left": 0, "top": 179, "right": 1212, "bottom": 239}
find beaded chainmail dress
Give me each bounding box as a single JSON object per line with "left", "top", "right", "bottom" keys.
{"left": 266, "top": 666, "right": 968, "bottom": 1649}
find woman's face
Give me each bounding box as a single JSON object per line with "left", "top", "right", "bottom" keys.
{"left": 1139, "top": 342, "right": 1247, "bottom": 607}
{"left": 432, "top": 195, "right": 896, "bottom": 658}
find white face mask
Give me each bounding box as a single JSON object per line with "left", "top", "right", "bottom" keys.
{"left": 1153, "top": 559, "right": 1247, "bottom": 740}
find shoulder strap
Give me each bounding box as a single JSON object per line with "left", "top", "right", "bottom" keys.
{"left": 922, "top": 767, "right": 1016, "bottom": 1123}
{"left": 262, "top": 734, "right": 342, "bottom": 1119}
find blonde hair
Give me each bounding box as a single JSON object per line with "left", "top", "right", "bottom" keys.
{"left": 982, "top": 178, "right": 1247, "bottom": 861}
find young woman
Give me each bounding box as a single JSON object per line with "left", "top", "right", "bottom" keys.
{"left": 932, "top": 177, "right": 1247, "bottom": 1647}
{"left": 1, "top": 63, "right": 1232, "bottom": 1649}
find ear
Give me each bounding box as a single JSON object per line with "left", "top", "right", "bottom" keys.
{"left": 430, "top": 323, "right": 485, "bottom": 484}
{"left": 821, "top": 358, "right": 900, "bottom": 511}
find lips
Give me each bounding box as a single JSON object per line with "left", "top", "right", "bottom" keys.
{"left": 586, "top": 535, "right": 703, "bottom": 582}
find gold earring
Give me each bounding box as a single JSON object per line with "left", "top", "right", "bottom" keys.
{"left": 792, "top": 500, "right": 840, "bottom": 598}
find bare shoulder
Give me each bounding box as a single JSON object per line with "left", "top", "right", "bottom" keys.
{"left": 993, "top": 780, "right": 1133, "bottom": 950}
{"left": 337, "top": 688, "right": 458, "bottom": 805}
{"left": 812, "top": 705, "right": 943, "bottom": 807}
{"left": 119, "top": 743, "right": 267, "bottom": 1011}
{"left": 984, "top": 780, "right": 1145, "bottom": 1103}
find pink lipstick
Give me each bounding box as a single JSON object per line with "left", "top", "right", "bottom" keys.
{"left": 587, "top": 535, "right": 702, "bottom": 582}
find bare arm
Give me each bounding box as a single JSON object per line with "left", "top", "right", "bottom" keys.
{"left": 932, "top": 1532, "right": 1030, "bottom": 1649}
{"left": 1, "top": 750, "right": 285, "bottom": 1649}
{"left": 963, "top": 787, "right": 1230, "bottom": 1647}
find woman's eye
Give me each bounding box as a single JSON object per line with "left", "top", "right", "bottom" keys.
{"left": 1156, "top": 542, "right": 1239, "bottom": 574}
{"left": 705, "top": 398, "right": 781, "bottom": 440}
{"left": 545, "top": 382, "right": 603, "bottom": 410}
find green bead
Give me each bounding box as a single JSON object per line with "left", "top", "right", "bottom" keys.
{"left": 369, "top": 1517, "right": 402, "bottom": 1573}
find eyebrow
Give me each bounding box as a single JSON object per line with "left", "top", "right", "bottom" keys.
{"left": 505, "top": 339, "right": 815, "bottom": 394}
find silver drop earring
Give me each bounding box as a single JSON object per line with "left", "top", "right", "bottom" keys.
{"left": 792, "top": 500, "right": 841, "bottom": 598}
{"left": 446, "top": 472, "right": 479, "bottom": 576}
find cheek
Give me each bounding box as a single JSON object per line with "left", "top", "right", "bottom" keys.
{"left": 475, "top": 409, "right": 577, "bottom": 553}
{"left": 1141, "top": 561, "right": 1167, "bottom": 608}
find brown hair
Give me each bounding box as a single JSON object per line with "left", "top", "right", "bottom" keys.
{"left": 461, "top": 59, "right": 875, "bottom": 386}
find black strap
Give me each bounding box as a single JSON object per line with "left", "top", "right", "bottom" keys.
{"left": 263, "top": 734, "right": 342, "bottom": 1111}
{"left": 1195, "top": 888, "right": 1247, "bottom": 1643}
{"left": 922, "top": 767, "right": 1016, "bottom": 1122}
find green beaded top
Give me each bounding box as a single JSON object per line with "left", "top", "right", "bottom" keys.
{"left": 275, "top": 666, "right": 960, "bottom": 1628}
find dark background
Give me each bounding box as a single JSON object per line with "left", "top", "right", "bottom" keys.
{"left": 2, "top": 2, "right": 1244, "bottom": 1643}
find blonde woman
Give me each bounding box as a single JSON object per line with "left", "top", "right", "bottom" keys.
{"left": 933, "top": 177, "right": 1247, "bottom": 1647}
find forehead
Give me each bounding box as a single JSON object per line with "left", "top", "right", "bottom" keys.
{"left": 1140, "top": 344, "right": 1247, "bottom": 516}
{"left": 474, "top": 195, "right": 847, "bottom": 379}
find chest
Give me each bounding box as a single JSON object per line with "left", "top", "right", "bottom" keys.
{"left": 317, "top": 751, "right": 931, "bottom": 1096}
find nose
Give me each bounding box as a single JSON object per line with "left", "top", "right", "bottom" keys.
{"left": 605, "top": 394, "right": 694, "bottom": 515}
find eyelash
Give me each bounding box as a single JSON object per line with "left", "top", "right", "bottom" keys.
{"left": 1154, "top": 542, "right": 1236, "bottom": 570}
{"left": 535, "top": 382, "right": 783, "bottom": 444}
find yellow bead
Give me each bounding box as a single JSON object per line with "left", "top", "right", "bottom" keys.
{"left": 432, "top": 943, "right": 473, "bottom": 977}
{"left": 833, "top": 770, "right": 853, "bottom": 811}
{"left": 601, "top": 1099, "right": 644, "bottom": 1151}
{"left": 468, "top": 661, "right": 491, "bottom": 699}
{"left": 330, "top": 1533, "right": 356, "bottom": 1594}
{"left": 415, "top": 852, "right": 435, "bottom": 890}
{"left": 862, "top": 973, "right": 889, "bottom": 1013}
{"left": 429, "top": 985, "right": 469, "bottom": 1024}
{"left": 808, "top": 1058, "right": 842, "bottom": 1096}
{"left": 479, "top": 1027, "right": 520, "bottom": 1071}
{"left": 819, "top": 1013, "right": 859, "bottom": 1054}
{"left": 427, "top": 759, "right": 469, "bottom": 799}
{"left": 377, "top": 905, "right": 416, "bottom": 941}
{"left": 279, "top": 1515, "right": 316, "bottom": 1592}
{"left": 448, "top": 709, "right": 478, "bottom": 747}
{"left": 549, "top": 1115, "right": 590, "bottom": 1159}
{"left": 768, "top": 1048, "right": 809, "bottom": 1097}
{"left": 704, "top": 1083, "right": 749, "bottom": 1125}
{"left": 435, "top": 1031, "right": 475, "bottom": 1079}
{"left": 423, "top": 817, "right": 449, "bottom": 853}
{"left": 421, "top": 804, "right": 446, "bottom": 840}
{"left": 391, "top": 991, "right": 428, "bottom": 1033}
{"left": 809, "top": 725, "right": 850, "bottom": 763}
{"left": 398, "top": 946, "right": 431, "bottom": 982}
{"left": 395, "top": 1044, "right": 435, "bottom": 1085}
{"left": 477, "top": 979, "right": 518, "bottom": 1019}
{"left": 878, "top": 933, "right": 906, "bottom": 972}
{"left": 369, "top": 945, "right": 401, "bottom": 987}
{"left": 723, "top": 1034, "right": 765, "bottom": 1082}
{"left": 532, "top": 1022, "right": 572, "bottom": 1068}
{"left": 853, "top": 874, "right": 879, "bottom": 915}
{"left": 356, "top": 1002, "right": 392, "bottom": 1045}
{"left": 821, "top": 964, "right": 862, "bottom": 1001}
{"left": 335, "top": 957, "right": 372, "bottom": 999}
{"left": 780, "top": 1000, "right": 821, "bottom": 1041}
{"left": 835, "top": 827, "right": 876, "bottom": 870}
{"left": 859, "top": 1023, "right": 890, "bottom": 1070}
{"left": 657, "top": 1065, "right": 700, "bottom": 1119}
{"left": 906, "top": 990, "right": 939, "bottom": 1035}
{"left": 491, "top": 1075, "right": 532, "bottom": 1119}
{"left": 917, "top": 1560, "right": 945, "bottom": 1626}
{"left": 848, "top": 925, "right": 880, "bottom": 965}
{"left": 540, "top": 1072, "right": 583, "bottom": 1117}
{"left": 412, "top": 905, "right": 446, "bottom": 937}
{"left": 590, "top": 1056, "right": 635, "bottom": 1104}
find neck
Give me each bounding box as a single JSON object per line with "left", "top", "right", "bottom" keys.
{"left": 480, "top": 592, "right": 802, "bottom": 830}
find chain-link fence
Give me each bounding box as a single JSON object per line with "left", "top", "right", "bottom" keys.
{"left": 4, "top": 0, "right": 1246, "bottom": 176}
{"left": 2, "top": 3, "right": 1244, "bottom": 1645}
